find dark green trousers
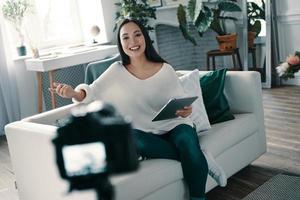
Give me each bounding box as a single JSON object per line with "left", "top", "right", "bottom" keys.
{"left": 132, "top": 124, "right": 208, "bottom": 198}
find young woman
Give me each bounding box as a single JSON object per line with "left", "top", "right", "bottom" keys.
{"left": 51, "top": 19, "right": 226, "bottom": 200}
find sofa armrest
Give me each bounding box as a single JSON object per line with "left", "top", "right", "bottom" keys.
{"left": 4, "top": 121, "right": 96, "bottom": 200}
{"left": 221, "top": 71, "right": 263, "bottom": 116}
{"left": 22, "top": 104, "right": 77, "bottom": 125}
{"left": 197, "top": 71, "right": 266, "bottom": 154}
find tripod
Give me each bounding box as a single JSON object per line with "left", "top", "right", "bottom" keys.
{"left": 95, "top": 176, "right": 114, "bottom": 200}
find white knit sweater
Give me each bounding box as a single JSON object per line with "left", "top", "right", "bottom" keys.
{"left": 73, "top": 62, "right": 192, "bottom": 134}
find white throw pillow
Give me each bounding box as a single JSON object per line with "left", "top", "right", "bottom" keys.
{"left": 178, "top": 69, "right": 211, "bottom": 134}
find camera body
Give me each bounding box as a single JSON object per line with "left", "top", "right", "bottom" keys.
{"left": 52, "top": 101, "right": 139, "bottom": 191}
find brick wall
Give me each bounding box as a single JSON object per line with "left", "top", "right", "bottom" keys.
{"left": 155, "top": 24, "right": 223, "bottom": 71}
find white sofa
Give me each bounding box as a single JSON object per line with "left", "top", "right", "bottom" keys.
{"left": 5, "top": 71, "right": 266, "bottom": 200}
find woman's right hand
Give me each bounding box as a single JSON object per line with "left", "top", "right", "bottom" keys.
{"left": 49, "top": 83, "right": 77, "bottom": 98}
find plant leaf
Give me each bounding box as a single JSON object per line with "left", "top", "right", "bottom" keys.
{"left": 187, "top": 0, "right": 196, "bottom": 22}
{"left": 114, "top": 0, "right": 156, "bottom": 32}
{"left": 218, "top": 16, "right": 238, "bottom": 21}
{"left": 249, "top": 20, "right": 261, "bottom": 36}
{"left": 251, "top": 2, "right": 263, "bottom": 14}
{"left": 177, "top": 4, "right": 187, "bottom": 26}
{"left": 193, "top": 0, "right": 203, "bottom": 23}
{"left": 210, "top": 9, "right": 225, "bottom": 35}
{"left": 177, "top": 4, "right": 197, "bottom": 45}
{"left": 179, "top": 24, "right": 197, "bottom": 45}
{"left": 194, "top": 6, "right": 213, "bottom": 33}
{"left": 218, "top": 2, "right": 242, "bottom": 12}
{"left": 198, "top": 31, "right": 203, "bottom": 37}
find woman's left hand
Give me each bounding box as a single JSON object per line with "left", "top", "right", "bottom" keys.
{"left": 176, "top": 106, "right": 193, "bottom": 118}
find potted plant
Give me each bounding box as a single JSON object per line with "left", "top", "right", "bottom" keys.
{"left": 114, "top": 0, "right": 157, "bottom": 32}
{"left": 276, "top": 51, "right": 300, "bottom": 80}
{"left": 1, "top": 0, "right": 31, "bottom": 56}
{"left": 247, "top": 0, "right": 265, "bottom": 48}
{"left": 177, "top": 0, "right": 241, "bottom": 51}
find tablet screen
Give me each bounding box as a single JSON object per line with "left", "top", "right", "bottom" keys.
{"left": 152, "top": 96, "right": 198, "bottom": 121}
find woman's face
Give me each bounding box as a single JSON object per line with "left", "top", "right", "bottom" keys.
{"left": 120, "top": 22, "right": 146, "bottom": 59}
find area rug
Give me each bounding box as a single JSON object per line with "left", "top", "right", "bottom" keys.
{"left": 242, "top": 174, "right": 300, "bottom": 200}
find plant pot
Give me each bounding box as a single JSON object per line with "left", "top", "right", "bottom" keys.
{"left": 216, "top": 33, "right": 237, "bottom": 51}
{"left": 17, "top": 46, "right": 27, "bottom": 56}
{"left": 248, "top": 31, "right": 257, "bottom": 48}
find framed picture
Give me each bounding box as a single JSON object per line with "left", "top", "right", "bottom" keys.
{"left": 164, "top": 0, "right": 187, "bottom": 6}
{"left": 148, "top": 0, "right": 162, "bottom": 7}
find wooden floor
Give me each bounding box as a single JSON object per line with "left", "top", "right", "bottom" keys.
{"left": 0, "top": 134, "right": 16, "bottom": 199}
{"left": 207, "top": 85, "right": 300, "bottom": 200}
{"left": 0, "top": 86, "right": 299, "bottom": 200}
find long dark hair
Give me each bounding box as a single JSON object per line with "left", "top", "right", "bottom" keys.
{"left": 117, "top": 18, "right": 166, "bottom": 65}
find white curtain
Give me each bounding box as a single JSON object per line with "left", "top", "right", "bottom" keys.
{"left": 0, "top": 22, "right": 21, "bottom": 135}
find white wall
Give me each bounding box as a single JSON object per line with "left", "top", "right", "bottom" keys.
{"left": 13, "top": 58, "right": 39, "bottom": 118}
{"left": 276, "top": 0, "right": 300, "bottom": 85}
{"left": 149, "top": 6, "right": 179, "bottom": 51}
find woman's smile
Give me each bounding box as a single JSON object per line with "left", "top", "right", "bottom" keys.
{"left": 129, "top": 45, "right": 141, "bottom": 51}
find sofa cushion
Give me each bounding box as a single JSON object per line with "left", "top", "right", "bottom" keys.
{"left": 200, "top": 68, "right": 235, "bottom": 124}
{"left": 111, "top": 159, "right": 183, "bottom": 200}
{"left": 199, "top": 113, "right": 258, "bottom": 157}
{"left": 178, "top": 69, "right": 211, "bottom": 133}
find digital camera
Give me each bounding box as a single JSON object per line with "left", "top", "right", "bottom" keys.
{"left": 52, "top": 101, "right": 139, "bottom": 193}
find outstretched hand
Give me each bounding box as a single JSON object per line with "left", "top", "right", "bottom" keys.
{"left": 49, "top": 83, "right": 76, "bottom": 98}
{"left": 176, "top": 106, "right": 193, "bottom": 118}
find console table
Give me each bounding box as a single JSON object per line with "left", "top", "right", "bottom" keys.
{"left": 25, "top": 45, "right": 118, "bottom": 113}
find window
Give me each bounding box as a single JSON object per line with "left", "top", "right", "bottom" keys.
{"left": 76, "top": 0, "right": 110, "bottom": 45}
{"left": 3, "top": 0, "right": 112, "bottom": 52}
{"left": 27, "top": 0, "right": 83, "bottom": 48}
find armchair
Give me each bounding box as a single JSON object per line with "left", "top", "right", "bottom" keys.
{"left": 85, "top": 54, "right": 120, "bottom": 84}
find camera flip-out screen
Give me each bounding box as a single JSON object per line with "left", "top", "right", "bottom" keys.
{"left": 62, "top": 142, "right": 107, "bottom": 177}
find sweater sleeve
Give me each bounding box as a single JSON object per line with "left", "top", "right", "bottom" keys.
{"left": 72, "top": 84, "right": 94, "bottom": 104}
{"left": 72, "top": 62, "right": 120, "bottom": 104}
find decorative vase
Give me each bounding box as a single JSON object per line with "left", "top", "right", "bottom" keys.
{"left": 216, "top": 33, "right": 237, "bottom": 51}
{"left": 31, "top": 47, "right": 40, "bottom": 58}
{"left": 248, "top": 31, "right": 256, "bottom": 48}
{"left": 17, "top": 46, "right": 27, "bottom": 56}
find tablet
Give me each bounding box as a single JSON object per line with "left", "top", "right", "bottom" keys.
{"left": 152, "top": 96, "right": 198, "bottom": 122}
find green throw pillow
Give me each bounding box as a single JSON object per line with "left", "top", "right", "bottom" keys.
{"left": 200, "top": 68, "right": 235, "bottom": 124}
